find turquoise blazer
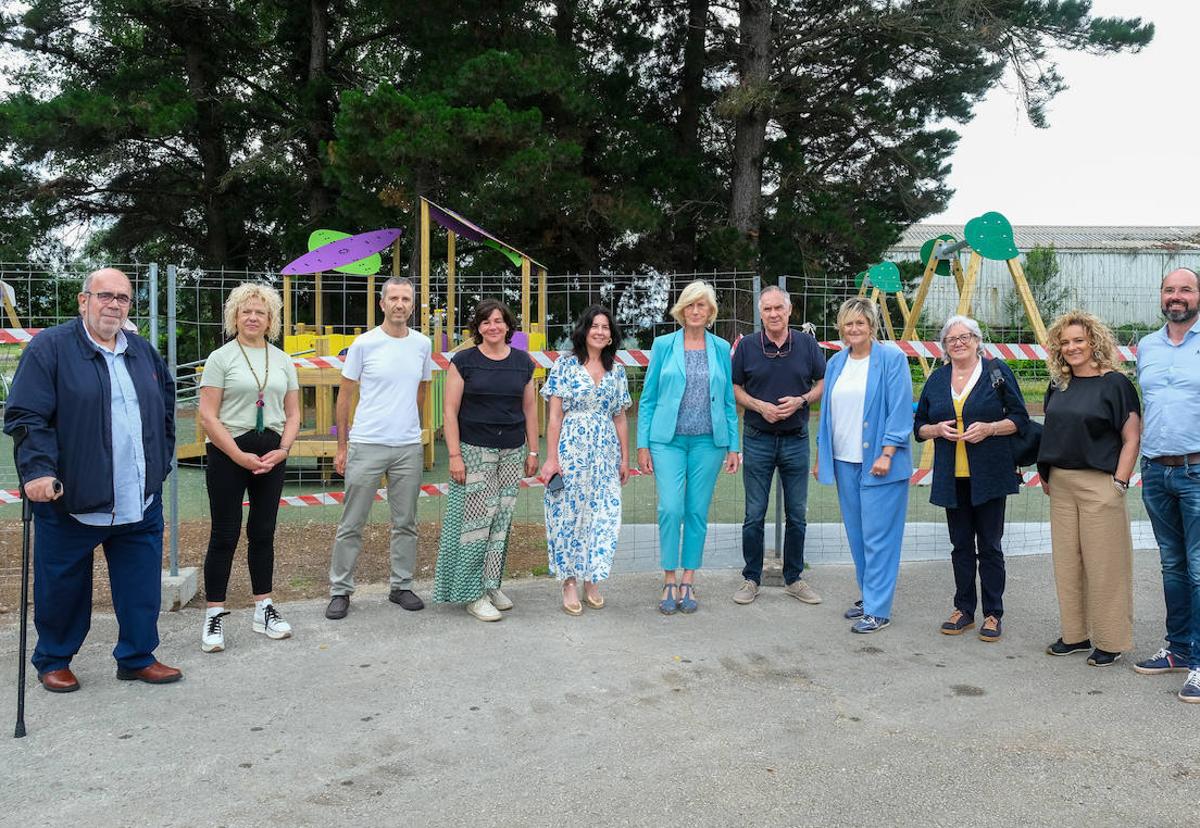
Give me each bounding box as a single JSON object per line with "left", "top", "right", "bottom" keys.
{"left": 637, "top": 330, "right": 739, "bottom": 450}
{"left": 815, "top": 341, "right": 914, "bottom": 487}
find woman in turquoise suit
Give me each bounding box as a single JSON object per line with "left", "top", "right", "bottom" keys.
{"left": 814, "top": 297, "right": 914, "bottom": 634}
{"left": 637, "top": 280, "right": 740, "bottom": 615}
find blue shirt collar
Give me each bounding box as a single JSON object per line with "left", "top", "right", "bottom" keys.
{"left": 81, "top": 321, "right": 129, "bottom": 355}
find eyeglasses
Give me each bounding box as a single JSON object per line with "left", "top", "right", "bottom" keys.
{"left": 944, "top": 334, "right": 976, "bottom": 347}
{"left": 760, "top": 331, "right": 792, "bottom": 358}
{"left": 86, "top": 291, "right": 133, "bottom": 307}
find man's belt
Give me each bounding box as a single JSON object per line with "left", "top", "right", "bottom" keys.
{"left": 1149, "top": 453, "right": 1200, "bottom": 467}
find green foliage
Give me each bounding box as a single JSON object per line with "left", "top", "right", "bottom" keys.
{"left": 0, "top": 0, "right": 1155, "bottom": 283}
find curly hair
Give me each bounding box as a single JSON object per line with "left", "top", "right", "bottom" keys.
{"left": 223, "top": 282, "right": 283, "bottom": 341}
{"left": 1045, "top": 310, "right": 1125, "bottom": 390}
{"left": 570, "top": 304, "right": 621, "bottom": 372}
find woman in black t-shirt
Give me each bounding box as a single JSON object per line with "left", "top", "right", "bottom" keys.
{"left": 433, "top": 300, "right": 539, "bottom": 621}
{"left": 1038, "top": 311, "right": 1141, "bottom": 667}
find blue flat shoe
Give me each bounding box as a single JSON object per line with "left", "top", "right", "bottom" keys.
{"left": 679, "top": 583, "right": 699, "bottom": 614}
{"left": 659, "top": 583, "right": 678, "bottom": 615}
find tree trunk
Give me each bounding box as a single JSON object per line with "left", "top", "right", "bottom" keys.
{"left": 553, "top": 0, "right": 578, "bottom": 47}
{"left": 305, "top": 0, "right": 335, "bottom": 227}
{"left": 674, "top": 0, "right": 708, "bottom": 270}
{"left": 728, "top": 0, "right": 772, "bottom": 254}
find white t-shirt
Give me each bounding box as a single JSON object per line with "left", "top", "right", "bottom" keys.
{"left": 342, "top": 326, "right": 433, "bottom": 446}
{"left": 831, "top": 354, "right": 870, "bottom": 463}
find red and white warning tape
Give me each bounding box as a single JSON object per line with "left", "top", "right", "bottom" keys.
{"left": 0, "top": 328, "right": 40, "bottom": 344}
{"left": 819, "top": 341, "right": 1138, "bottom": 362}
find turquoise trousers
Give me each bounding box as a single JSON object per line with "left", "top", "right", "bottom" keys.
{"left": 650, "top": 434, "right": 726, "bottom": 570}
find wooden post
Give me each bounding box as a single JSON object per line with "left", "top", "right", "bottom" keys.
{"left": 447, "top": 230, "right": 456, "bottom": 347}
{"left": 420, "top": 197, "right": 431, "bottom": 335}
{"left": 520, "top": 256, "right": 531, "bottom": 330}
{"left": 367, "top": 275, "right": 376, "bottom": 330}
{"left": 956, "top": 252, "right": 982, "bottom": 317}
{"left": 1006, "top": 258, "right": 1049, "bottom": 346}
{"left": 537, "top": 266, "right": 547, "bottom": 333}
{"left": 314, "top": 272, "right": 324, "bottom": 331}
{"left": 900, "top": 252, "right": 941, "bottom": 341}
{"left": 282, "top": 274, "right": 292, "bottom": 339}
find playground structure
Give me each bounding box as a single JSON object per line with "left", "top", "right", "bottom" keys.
{"left": 175, "top": 203, "right": 551, "bottom": 474}
{"left": 857, "top": 211, "right": 1049, "bottom": 469}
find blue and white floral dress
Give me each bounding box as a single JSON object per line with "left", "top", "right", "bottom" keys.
{"left": 541, "top": 354, "right": 632, "bottom": 582}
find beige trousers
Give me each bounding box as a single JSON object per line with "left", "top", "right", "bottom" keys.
{"left": 1048, "top": 467, "right": 1134, "bottom": 652}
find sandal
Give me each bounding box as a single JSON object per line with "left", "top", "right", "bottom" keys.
{"left": 678, "top": 583, "right": 698, "bottom": 614}
{"left": 658, "top": 584, "right": 678, "bottom": 615}
{"left": 562, "top": 582, "right": 583, "bottom": 616}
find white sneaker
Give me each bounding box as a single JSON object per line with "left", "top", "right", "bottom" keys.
{"left": 253, "top": 603, "right": 292, "bottom": 639}
{"left": 487, "top": 588, "right": 513, "bottom": 611}
{"left": 202, "top": 609, "right": 229, "bottom": 653}
{"left": 467, "top": 597, "right": 502, "bottom": 622}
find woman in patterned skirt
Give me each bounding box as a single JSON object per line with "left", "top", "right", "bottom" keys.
{"left": 539, "top": 305, "right": 632, "bottom": 615}
{"left": 434, "top": 299, "right": 539, "bottom": 621}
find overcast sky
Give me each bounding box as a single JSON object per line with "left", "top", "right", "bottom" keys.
{"left": 929, "top": 0, "right": 1198, "bottom": 227}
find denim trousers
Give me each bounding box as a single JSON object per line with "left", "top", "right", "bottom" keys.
{"left": 741, "top": 426, "right": 810, "bottom": 585}
{"left": 1141, "top": 459, "right": 1200, "bottom": 668}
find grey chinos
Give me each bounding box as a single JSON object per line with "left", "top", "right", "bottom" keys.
{"left": 329, "top": 442, "right": 424, "bottom": 596}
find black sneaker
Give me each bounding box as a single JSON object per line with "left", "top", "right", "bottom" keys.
{"left": 1087, "top": 648, "right": 1122, "bottom": 667}
{"left": 389, "top": 589, "right": 425, "bottom": 611}
{"left": 325, "top": 595, "right": 350, "bottom": 620}
{"left": 1046, "top": 637, "right": 1091, "bottom": 656}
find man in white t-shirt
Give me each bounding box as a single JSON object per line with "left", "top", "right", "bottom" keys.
{"left": 326, "top": 277, "right": 433, "bottom": 619}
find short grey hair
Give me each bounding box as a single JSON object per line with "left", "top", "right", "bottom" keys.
{"left": 380, "top": 276, "right": 414, "bottom": 300}
{"left": 759, "top": 285, "right": 792, "bottom": 309}
{"left": 938, "top": 314, "right": 985, "bottom": 363}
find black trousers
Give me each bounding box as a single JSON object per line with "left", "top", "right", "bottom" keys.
{"left": 945, "top": 478, "right": 1007, "bottom": 619}
{"left": 203, "top": 430, "right": 286, "bottom": 602}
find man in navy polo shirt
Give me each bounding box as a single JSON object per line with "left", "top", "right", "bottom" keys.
{"left": 731, "top": 285, "right": 826, "bottom": 605}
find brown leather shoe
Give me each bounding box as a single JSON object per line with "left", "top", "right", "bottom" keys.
{"left": 38, "top": 668, "right": 81, "bottom": 693}
{"left": 116, "top": 661, "right": 183, "bottom": 684}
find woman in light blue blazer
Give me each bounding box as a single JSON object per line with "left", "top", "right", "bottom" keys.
{"left": 814, "top": 297, "right": 914, "bottom": 633}
{"left": 637, "top": 280, "right": 740, "bottom": 614}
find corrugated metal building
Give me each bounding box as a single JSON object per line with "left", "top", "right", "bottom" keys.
{"left": 885, "top": 225, "right": 1200, "bottom": 331}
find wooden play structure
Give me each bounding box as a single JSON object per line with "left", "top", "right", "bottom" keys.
{"left": 177, "top": 205, "right": 552, "bottom": 475}
{"left": 858, "top": 211, "right": 1048, "bottom": 469}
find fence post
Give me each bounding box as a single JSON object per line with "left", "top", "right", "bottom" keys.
{"left": 148, "top": 263, "right": 159, "bottom": 350}
{"left": 167, "top": 264, "right": 179, "bottom": 578}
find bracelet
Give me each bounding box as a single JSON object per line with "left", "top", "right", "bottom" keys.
{"left": 449, "top": 453, "right": 461, "bottom": 459}
{"left": 1113, "top": 477, "right": 1129, "bottom": 490}
{"left": 528, "top": 451, "right": 539, "bottom": 457}
{"left": 280, "top": 445, "right": 292, "bottom": 454}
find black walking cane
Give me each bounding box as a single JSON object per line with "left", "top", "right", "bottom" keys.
{"left": 11, "top": 425, "right": 30, "bottom": 738}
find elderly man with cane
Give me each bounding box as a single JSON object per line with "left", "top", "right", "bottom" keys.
{"left": 4, "top": 267, "right": 181, "bottom": 696}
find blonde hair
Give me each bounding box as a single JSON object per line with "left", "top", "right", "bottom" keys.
{"left": 836, "top": 297, "right": 879, "bottom": 339}
{"left": 1045, "top": 310, "right": 1123, "bottom": 390}
{"left": 670, "top": 280, "right": 719, "bottom": 326}
{"left": 224, "top": 282, "right": 283, "bottom": 341}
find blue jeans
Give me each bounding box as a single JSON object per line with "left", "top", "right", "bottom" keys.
{"left": 1141, "top": 459, "right": 1200, "bottom": 668}
{"left": 31, "top": 497, "right": 164, "bottom": 673}
{"left": 741, "top": 426, "right": 810, "bottom": 584}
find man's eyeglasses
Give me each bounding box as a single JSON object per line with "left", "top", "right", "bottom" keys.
{"left": 944, "top": 333, "right": 975, "bottom": 347}
{"left": 760, "top": 331, "right": 792, "bottom": 358}
{"left": 86, "top": 291, "right": 133, "bottom": 307}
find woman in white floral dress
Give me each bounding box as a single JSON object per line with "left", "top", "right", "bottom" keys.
{"left": 539, "top": 305, "right": 632, "bottom": 615}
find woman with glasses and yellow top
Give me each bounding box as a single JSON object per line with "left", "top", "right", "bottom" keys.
{"left": 915, "top": 315, "right": 1027, "bottom": 642}
{"left": 197, "top": 283, "right": 300, "bottom": 653}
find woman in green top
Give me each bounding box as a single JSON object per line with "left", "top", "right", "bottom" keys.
{"left": 198, "top": 283, "right": 300, "bottom": 653}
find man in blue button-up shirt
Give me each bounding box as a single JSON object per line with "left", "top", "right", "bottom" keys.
{"left": 1134, "top": 267, "right": 1200, "bottom": 703}
{"left": 4, "top": 268, "right": 181, "bottom": 693}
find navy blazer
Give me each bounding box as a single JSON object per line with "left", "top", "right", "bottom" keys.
{"left": 815, "top": 341, "right": 914, "bottom": 487}
{"left": 637, "top": 330, "right": 739, "bottom": 450}
{"left": 914, "top": 359, "right": 1029, "bottom": 508}
{"left": 3, "top": 318, "right": 176, "bottom": 515}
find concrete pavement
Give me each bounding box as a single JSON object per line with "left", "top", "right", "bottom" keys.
{"left": 0, "top": 552, "right": 1196, "bottom": 827}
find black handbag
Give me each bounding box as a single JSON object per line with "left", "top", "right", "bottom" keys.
{"left": 989, "top": 364, "right": 1042, "bottom": 468}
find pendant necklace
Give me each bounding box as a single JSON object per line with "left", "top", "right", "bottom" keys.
{"left": 236, "top": 339, "right": 269, "bottom": 433}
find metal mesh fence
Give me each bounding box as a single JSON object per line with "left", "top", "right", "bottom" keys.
{"left": 0, "top": 258, "right": 1172, "bottom": 604}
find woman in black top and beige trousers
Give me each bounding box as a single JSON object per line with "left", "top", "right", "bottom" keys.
{"left": 1039, "top": 311, "right": 1141, "bottom": 667}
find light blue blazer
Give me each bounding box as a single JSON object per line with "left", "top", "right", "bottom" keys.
{"left": 637, "top": 330, "right": 739, "bottom": 450}
{"left": 816, "top": 341, "right": 914, "bottom": 487}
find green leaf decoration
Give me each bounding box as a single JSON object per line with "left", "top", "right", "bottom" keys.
{"left": 866, "top": 260, "right": 903, "bottom": 292}
{"left": 918, "top": 233, "right": 957, "bottom": 276}
{"left": 484, "top": 238, "right": 524, "bottom": 268}
{"left": 854, "top": 270, "right": 868, "bottom": 288}
{"left": 306, "top": 229, "right": 381, "bottom": 275}
{"left": 964, "top": 212, "right": 1019, "bottom": 261}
